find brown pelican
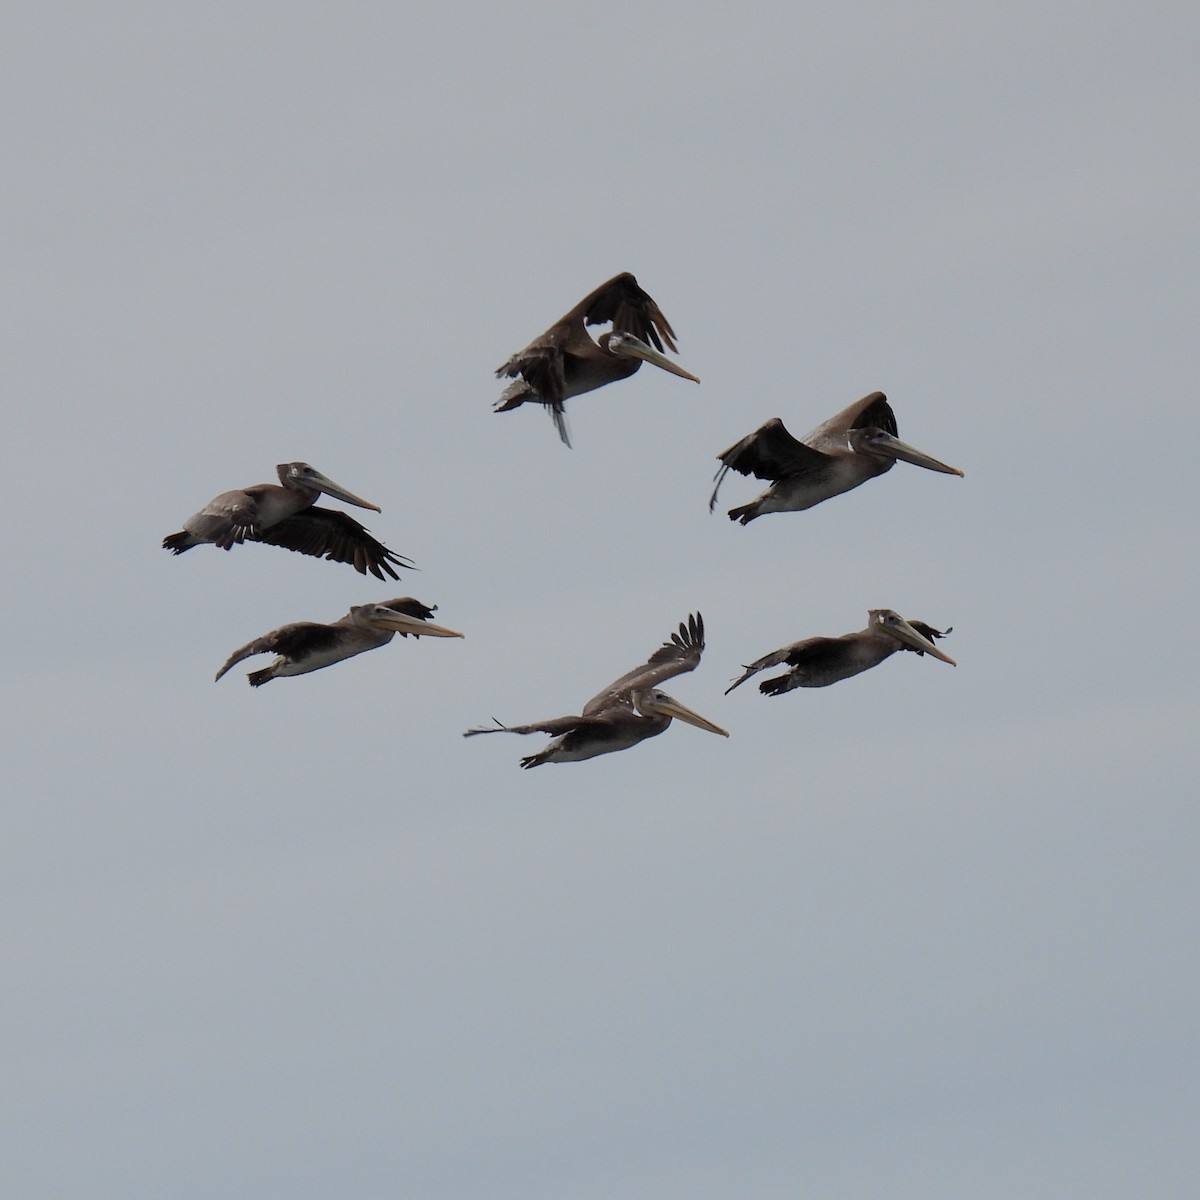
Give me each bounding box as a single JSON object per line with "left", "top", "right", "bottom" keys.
{"left": 725, "top": 609, "right": 955, "bottom": 696}
{"left": 495, "top": 272, "right": 700, "bottom": 446}
{"left": 464, "top": 613, "right": 728, "bottom": 767}
{"left": 215, "top": 597, "right": 463, "bottom": 686}
{"left": 163, "top": 462, "right": 411, "bottom": 579}
{"left": 710, "top": 392, "right": 963, "bottom": 523}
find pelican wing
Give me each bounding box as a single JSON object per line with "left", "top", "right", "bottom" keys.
{"left": 803, "top": 391, "right": 897, "bottom": 451}
{"left": 253, "top": 507, "right": 413, "bottom": 579}
{"left": 780, "top": 635, "right": 860, "bottom": 670}
{"left": 495, "top": 335, "right": 569, "bottom": 406}
{"left": 583, "top": 612, "right": 706, "bottom": 714}
{"left": 372, "top": 596, "right": 454, "bottom": 637}
{"left": 571, "top": 271, "right": 679, "bottom": 353}
{"left": 709, "top": 418, "right": 832, "bottom": 509}
{"left": 165, "top": 486, "right": 269, "bottom": 552}
{"left": 378, "top": 597, "right": 435, "bottom": 619}
{"left": 463, "top": 714, "right": 591, "bottom": 738}
{"left": 726, "top": 634, "right": 853, "bottom": 693}
{"left": 494, "top": 272, "right": 677, "bottom": 405}
{"left": 899, "top": 621, "right": 953, "bottom": 655}
{"left": 214, "top": 621, "right": 339, "bottom": 681}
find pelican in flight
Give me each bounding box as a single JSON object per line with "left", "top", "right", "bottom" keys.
{"left": 726, "top": 609, "right": 955, "bottom": 696}
{"left": 163, "top": 462, "right": 411, "bottom": 579}
{"left": 710, "top": 392, "right": 963, "bottom": 523}
{"left": 464, "top": 612, "right": 728, "bottom": 767}
{"left": 215, "top": 597, "right": 463, "bottom": 686}
{"left": 495, "top": 272, "right": 700, "bottom": 446}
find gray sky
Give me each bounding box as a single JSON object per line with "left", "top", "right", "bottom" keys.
{"left": 5, "top": 2, "right": 1198, "bottom": 1197}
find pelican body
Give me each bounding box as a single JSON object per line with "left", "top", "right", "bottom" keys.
{"left": 215, "top": 597, "right": 463, "bottom": 686}
{"left": 163, "top": 462, "right": 411, "bottom": 579}
{"left": 726, "top": 609, "right": 955, "bottom": 696}
{"left": 710, "top": 392, "right": 962, "bottom": 522}
{"left": 464, "top": 613, "right": 728, "bottom": 768}
{"left": 495, "top": 272, "right": 699, "bottom": 446}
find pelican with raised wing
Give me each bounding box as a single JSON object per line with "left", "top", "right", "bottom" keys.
{"left": 710, "top": 392, "right": 963, "bottom": 523}
{"left": 215, "top": 597, "right": 463, "bottom": 687}
{"left": 464, "top": 612, "right": 727, "bottom": 767}
{"left": 163, "top": 462, "right": 412, "bottom": 579}
{"left": 726, "top": 609, "right": 955, "bottom": 696}
{"left": 495, "top": 272, "right": 700, "bottom": 446}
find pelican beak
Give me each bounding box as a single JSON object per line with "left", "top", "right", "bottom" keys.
{"left": 609, "top": 333, "right": 701, "bottom": 383}
{"left": 870, "top": 431, "right": 963, "bottom": 476}
{"left": 893, "top": 618, "right": 956, "bottom": 665}
{"left": 308, "top": 470, "right": 384, "bottom": 511}
{"left": 655, "top": 695, "right": 730, "bottom": 736}
{"left": 370, "top": 610, "right": 464, "bottom": 638}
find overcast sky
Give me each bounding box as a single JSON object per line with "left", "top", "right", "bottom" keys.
{"left": 4, "top": 3, "right": 1198, "bottom": 1197}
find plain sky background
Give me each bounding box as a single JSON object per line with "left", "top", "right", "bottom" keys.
{"left": 4, "top": 3, "right": 1198, "bottom": 1197}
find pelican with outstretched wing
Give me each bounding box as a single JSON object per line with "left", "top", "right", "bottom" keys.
{"left": 215, "top": 597, "right": 462, "bottom": 686}
{"left": 163, "top": 462, "right": 411, "bottom": 579}
{"left": 495, "top": 272, "right": 699, "bottom": 446}
{"left": 726, "top": 609, "right": 955, "bottom": 696}
{"left": 465, "top": 613, "right": 727, "bottom": 767}
{"left": 710, "top": 392, "right": 962, "bottom": 522}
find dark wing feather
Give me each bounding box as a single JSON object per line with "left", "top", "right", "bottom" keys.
{"left": 214, "top": 621, "right": 339, "bottom": 681}
{"left": 575, "top": 272, "right": 679, "bottom": 353}
{"left": 583, "top": 613, "right": 706, "bottom": 714}
{"left": 377, "top": 597, "right": 437, "bottom": 621}
{"left": 494, "top": 272, "right": 677, "bottom": 412}
{"left": 375, "top": 596, "right": 441, "bottom": 637}
{"left": 900, "top": 621, "right": 953, "bottom": 655}
{"left": 848, "top": 392, "right": 897, "bottom": 434}
{"left": 725, "top": 634, "right": 850, "bottom": 694}
{"left": 753, "top": 635, "right": 864, "bottom": 695}
{"left": 782, "top": 636, "right": 857, "bottom": 669}
{"left": 253, "top": 507, "right": 413, "bottom": 579}
{"left": 495, "top": 336, "right": 569, "bottom": 406}
{"left": 803, "top": 392, "right": 898, "bottom": 451}
{"left": 709, "top": 418, "right": 832, "bottom": 509}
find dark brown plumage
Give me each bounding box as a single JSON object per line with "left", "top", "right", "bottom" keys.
{"left": 464, "top": 613, "right": 727, "bottom": 767}
{"left": 711, "top": 393, "right": 962, "bottom": 522}
{"left": 162, "top": 462, "right": 411, "bottom": 579}
{"left": 495, "top": 272, "right": 699, "bottom": 445}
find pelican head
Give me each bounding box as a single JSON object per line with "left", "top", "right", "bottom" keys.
{"left": 848, "top": 429, "right": 963, "bottom": 476}
{"left": 868, "top": 609, "right": 956, "bottom": 665}
{"left": 276, "top": 462, "right": 383, "bottom": 510}
{"left": 603, "top": 332, "right": 701, "bottom": 383}
{"left": 349, "top": 603, "right": 464, "bottom": 639}
{"left": 635, "top": 688, "right": 729, "bottom": 735}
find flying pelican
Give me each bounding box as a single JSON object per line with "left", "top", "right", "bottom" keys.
{"left": 709, "top": 392, "right": 963, "bottom": 523}
{"left": 163, "top": 462, "right": 411, "bottom": 579}
{"left": 464, "top": 612, "right": 728, "bottom": 768}
{"left": 494, "top": 272, "right": 700, "bottom": 446}
{"left": 725, "top": 609, "right": 955, "bottom": 696}
{"left": 214, "top": 597, "right": 463, "bottom": 686}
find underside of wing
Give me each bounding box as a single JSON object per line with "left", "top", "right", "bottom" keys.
{"left": 253, "top": 508, "right": 413, "bottom": 579}
{"left": 583, "top": 613, "right": 705, "bottom": 714}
